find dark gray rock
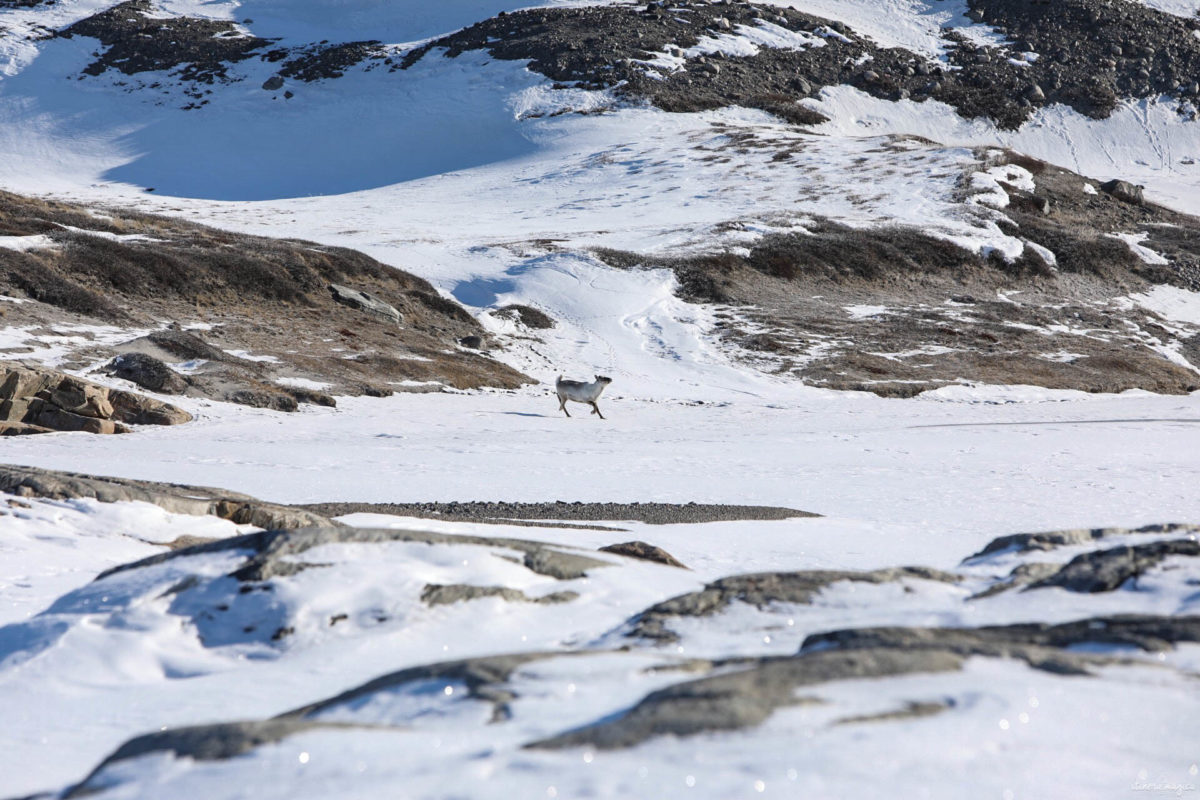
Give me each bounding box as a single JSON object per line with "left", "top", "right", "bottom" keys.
{"left": 261, "top": 75, "right": 284, "bottom": 91}
{"left": 801, "top": 615, "right": 1200, "bottom": 672}
{"left": 228, "top": 388, "right": 298, "bottom": 412}
{"left": 328, "top": 283, "right": 402, "bottom": 325}
{"left": 65, "top": 719, "right": 333, "bottom": 797}
{"left": 103, "top": 352, "right": 189, "bottom": 394}
{"left": 1027, "top": 539, "right": 1200, "bottom": 593}
{"left": 630, "top": 567, "right": 961, "bottom": 643}
{"left": 966, "top": 523, "right": 1199, "bottom": 560}
{"left": 970, "top": 562, "right": 1060, "bottom": 599}
{"left": 1099, "top": 178, "right": 1145, "bottom": 204}
{"left": 420, "top": 583, "right": 579, "bottom": 606}
{"left": 834, "top": 700, "right": 952, "bottom": 726}
{"left": 599, "top": 541, "right": 687, "bottom": 568}
{"left": 530, "top": 648, "right": 963, "bottom": 750}
{"left": 458, "top": 335, "right": 484, "bottom": 349}
{"left": 285, "top": 652, "right": 559, "bottom": 723}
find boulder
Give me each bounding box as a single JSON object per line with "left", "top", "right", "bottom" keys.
{"left": 0, "top": 366, "right": 53, "bottom": 400}
{"left": 49, "top": 376, "right": 114, "bottom": 419}
{"left": 104, "top": 352, "right": 189, "bottom": 394}
{"left": 109, "top": 391, "right": 193, "bottom": 426}
{"left": 34, "top": 406, "right": 125, "bottom": 434}
{"left": 599, "top": 540, "right": 687, "bottom": 568}
{"left": 1099, "top": 179, "right": 1145, "bottom": 204}
{"left": 328, "top": 283, "right": 402, "bottom": 325}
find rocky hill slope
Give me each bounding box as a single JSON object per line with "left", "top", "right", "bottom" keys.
{"left": 0, "top": 190, "right": 528, "bottom": 408}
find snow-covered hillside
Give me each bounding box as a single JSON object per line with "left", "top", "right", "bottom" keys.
{"left": 2, "top": 0, "right": 1200, "bottom": 798}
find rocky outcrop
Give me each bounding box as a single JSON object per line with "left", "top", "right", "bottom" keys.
{"left": 1100, "top": 178, "right": 1145, "bottom": 205}
{"left": 0, "top": 362, "right": 191, "bottom": 434}
{"left": 532, "top": 648, "right": 965, "bottom": 750}
{"left": 531, "top": 614, "right": 1200, "bottom": 750}
{"left": 403, "top": 0, "right": 1200, "bottom": 130}
{"left": 328, "top": 283, "right": 402, "bottom": 325}
{"left": 420, "top": 584, "right": 579, "bottom": 607}
{"left": 0, "top": 190, "right": 530, "bottom": 397}
{"left": 284, "top": 652, "right": 558, "bottom": 724}
{"left": 0, "top": 465, "right": 332, "bottom": 531}
{"left": 65, "top": 719, "right": 336, "bottom": 797}
{"left": 630, "top": 567, "right": 961, "bottom": 643}
{"left": 599, "top": 541, "right": 688, "bottom": 569}
{"left": 103, "top": 352, "right": 189, "bottom": 394}
{"left": 98, "top": 525, "right": 613, "bottom": 583}
{"left": 800, "top": 615, "right": 1200, "bottom": 667}
{"left": 1028, "top": 539, "right": 1200, "bottom": 593}
{"left": 967, "top": 523, "right": 1200, "bottom": 559}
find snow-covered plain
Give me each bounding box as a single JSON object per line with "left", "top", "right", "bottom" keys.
{"left": 3, "top": 0, "right": 1200, "bottom": 798}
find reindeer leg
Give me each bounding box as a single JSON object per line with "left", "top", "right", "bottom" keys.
{"left": 591, "top": 401, "right": 605, "bottom": 420}
{"left": 558, "top": 396, "right": 571, "bottom": 417}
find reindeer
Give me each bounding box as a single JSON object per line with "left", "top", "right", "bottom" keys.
{"left": 555, "top": 374, "right": 613, "bottom": 419}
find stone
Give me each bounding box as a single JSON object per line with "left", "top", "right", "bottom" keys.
{"left": 1099, "top": 179, "right": 1145, "bottom": 204}
{"left": 104, "top": 352, "right": 189, "bottom": 394}
{"left": 599, "top": 540, "right": 688, "bottom": 568}
{"left": 458, "top": 335, "right": 484, "bottom": 349}
{"left": 328, "top": 283, "right": 402, "bottom": 325}
{"left": 630, "top": 567, "right": 961, "bottom": 643}
{"left": 531, "top": 648, "right": 963, "bottom": 750}
{"left": 0, "top": 366, "right": 53, "bottom": 400}
{"left": 0, "top": 421, "right": 53, "bottom": 435}
{"left": 108, "top": 390, "right": 193, "bottom": 426}
{"left": 34, "top": 406, "right": 122, "bottom": 434}
{"left": 1027, "top": 539, "right": 1200, "bottom": 593}
{"left": 0, "top": 396, "right": 42, "bottom": 422}
{"left": 1026, "top": 84, "right": 1045, "bottom": 101}
{"left": 261, "top": 75, "right": 284, "bottom": 91}
{"left": 419, "top": 584, "right": 579, "bottom": 606}
{"left": 967, "top": 523, "right": 1199, "bottom": 559}
{"left": 49, "top": 376, "right": 114, "bottom": 419}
